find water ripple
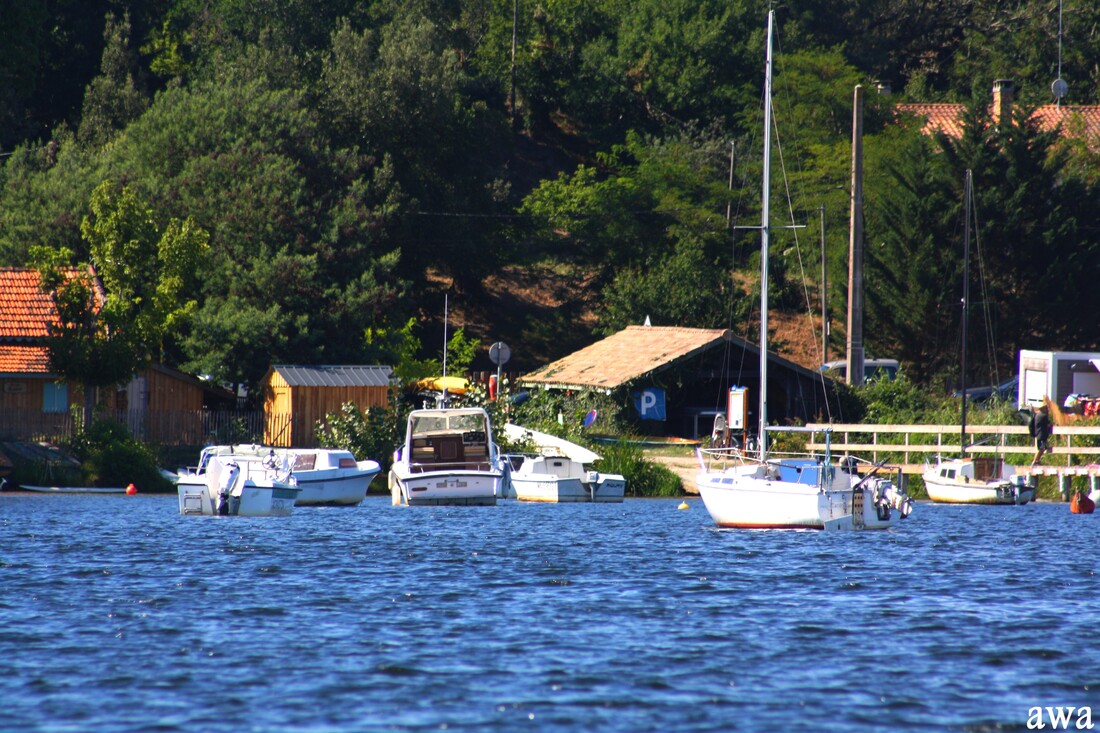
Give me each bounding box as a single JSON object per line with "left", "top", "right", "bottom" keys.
{"left": 0, "top": 496, "right": 1097, "bottom": 731}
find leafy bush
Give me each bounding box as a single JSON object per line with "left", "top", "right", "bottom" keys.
{"left": 67, "top": 414, "right": 175, "bottom": 492}
{"left": 591, "top": 440, "right": 684, "bottom": 497}
{"left": 315, "top": 399, "right": 405, "bottom": 477}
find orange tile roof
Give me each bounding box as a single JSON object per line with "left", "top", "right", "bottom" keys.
{"left": 0, "top": 266, "right": 100, "bottom": 343}
{"left": 0, "top": 344, "right": 50, "bottom": 374}
{"left": 897, "top": 102, "right": 1100, "bottom": 141}
{"left": 0, "top": 267, "right": 60, "bottom": 340}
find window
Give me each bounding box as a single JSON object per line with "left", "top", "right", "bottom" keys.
{"left": 42, "top": 382, "right": 68, "bottom": 413}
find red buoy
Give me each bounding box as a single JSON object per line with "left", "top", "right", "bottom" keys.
{"left": 126, "top": 483, "right": 137, "bottom": 495}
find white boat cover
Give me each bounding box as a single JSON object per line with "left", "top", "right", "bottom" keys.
{"left": 503, "top": 423, "right": 601, "bottom": 464}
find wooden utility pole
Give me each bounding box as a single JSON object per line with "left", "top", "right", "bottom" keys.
{"left": 820, "top": 204, "right": 828, "bottom": 365}
{"left": 510, "top": 0, "right": 518, "bottom": 125}
{"left": 846, "top": 84, "right": 865, "bottom": 386}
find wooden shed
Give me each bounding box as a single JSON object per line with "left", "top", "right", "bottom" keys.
{"left": 262, "top": 365, "right": 395, "bottom": 447}
{"left": 518, "top": 325, "right": 832, "bottom": 439}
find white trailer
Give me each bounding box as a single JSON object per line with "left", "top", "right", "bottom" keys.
{"left": 1018, "top": 350, "right": 1100, "bottom": 408}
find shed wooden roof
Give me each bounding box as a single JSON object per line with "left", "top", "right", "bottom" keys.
{"left": 519, "top": 326, "right": 736, "bottom": 391}
{"left": 269, "top": 364, "right": 395, "bottom": 388}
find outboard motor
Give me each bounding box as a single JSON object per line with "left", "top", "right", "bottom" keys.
{"left": 216, "top": 461, "right": 241, "bottom": 516}
{"left": 586, "top": 470, "right": 600, "bottom": 501}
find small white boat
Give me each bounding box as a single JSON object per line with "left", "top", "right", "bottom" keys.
{"left": 178, "top": 445, "right": 381, "bottom": 506}
{"left": 501, "top": 424, "right": 625, "bottom": 502}
{"left": 389, "top": 407, "right": 502, "bottom": 506}
{"left": 177, "top": 458, "right": 301, "bottom": 516}
{"left": 504, "top": 453, "right": 626, "bottom": 502}
{"left": 20, "top": 485, "right": 126, "bottom": 494}
{"left": 923, "top": 456, "right": 1035, "bottom": 505}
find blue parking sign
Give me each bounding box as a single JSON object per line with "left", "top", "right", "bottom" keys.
{"left": 632, "top": 387, "right": 666, "bottom": 420}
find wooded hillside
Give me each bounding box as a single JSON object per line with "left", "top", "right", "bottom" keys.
{"left": 3, "top": 1, "right": 1099, "bottom": 397}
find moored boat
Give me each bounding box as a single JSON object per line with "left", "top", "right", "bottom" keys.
{"left": 178, "top": 445, "right": 380, "bottom": 506}
{"left": 177, "top": 458, "right": 301, "bottom": 516}
{"left": 501, "top": 423, "right": 625, "bottom": 502}
{"left": 504, "top": 453, "right": 625, "bottom": 503}
{"left": 697, "top": 431, "right": 912, "bottom": 530}
{"left": 922, "top": 171, "right": 1035, "bottom": 506}
{"left": 389, "top": 407, "right": 502, "bottom": 506}
{"left": 923, "top": 456, "right": 1035, "bottom": 505}
{"left": 694, "top": 12, "right": 912, "bottom": 530}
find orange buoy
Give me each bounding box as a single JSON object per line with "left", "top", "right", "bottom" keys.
{"left": 1071, "top": 490, "right": 1095, "bottom": 514}
{"left": 126, "top": 483, "right": 137, "bottom": 495}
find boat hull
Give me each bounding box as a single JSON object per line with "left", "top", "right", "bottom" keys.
{"left": 923, "top": 478, "right": 1036, "bottom": 505}
{"left": 509, "top": 474, "right": 625, "bottom": 503}
{"left": 177, "top": 479, "right": 300, "bottom": 516}
{"left": 389, "top": 469, "right": 501, "bottom": 506}
{"left": 293, "top": 463, "right": 381, "bottom": 506}
{"left": 511, "top": 475, "right": 587, "bottom": 502}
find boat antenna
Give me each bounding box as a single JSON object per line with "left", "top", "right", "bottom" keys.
{"left": 442, "top": 293, "right": 449, "bottom": 407}
{"left": 960, "top": 169, "right": 972, "bottom": 455}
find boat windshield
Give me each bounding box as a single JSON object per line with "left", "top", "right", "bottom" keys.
{"left": 410, "top": 411, "right": 487, "bottom": 436}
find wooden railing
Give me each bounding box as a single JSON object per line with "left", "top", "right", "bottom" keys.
{"left": 804, "top": 423, "right": 1100, "bottom": 473}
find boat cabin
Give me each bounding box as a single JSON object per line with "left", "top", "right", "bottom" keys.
{"left": 406, "top": 410, "right": 493, "bottom": 473}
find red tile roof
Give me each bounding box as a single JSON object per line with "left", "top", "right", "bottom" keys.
{"left": 897, "top": 102, "right": 1100, "bottom": 141}
{"left": 0, "top": 344, "right": 50, "bottom": 374}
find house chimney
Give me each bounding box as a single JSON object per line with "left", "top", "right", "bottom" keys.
{"left": 992, "top": 79, "right": 1014, "bottom": 126}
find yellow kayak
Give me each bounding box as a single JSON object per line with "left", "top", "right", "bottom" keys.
{"left": 414, "top": 376, "right": 469, "bottom": 395}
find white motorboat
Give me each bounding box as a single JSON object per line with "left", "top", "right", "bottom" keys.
{"left": 694, "top": 12, "right": 911, "bottom": 531}
{"left": 177, "top": 457, "right": 301, "bottom": 516}
{"left": 923, "top": 456, "right": 1035, "bottom": 505}
{"left": 389, "top": 407, "right": 503, "bottom": 506}
{"left": 500, "top": 424, "right": 625, "bottom": 502}
{"left": 504, "top": 454, "right": 625, "bottom": 502}
{"left": 178, "top": 445, "right": 381, "bottom": 506}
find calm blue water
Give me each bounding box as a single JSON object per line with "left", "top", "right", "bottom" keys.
{"left": 1, "top": 494, "right": 1097, "bottom": 732}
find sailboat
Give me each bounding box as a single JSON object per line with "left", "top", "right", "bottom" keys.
{"left": 694, "top": 11, "right": 913, "bottom": 530}
{"left": 922, "top": 170, "right": 1035, "bottom": 505}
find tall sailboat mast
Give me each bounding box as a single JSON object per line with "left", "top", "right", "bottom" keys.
{"left": 757, "top": 10, "right": 775, "bottom": 461}
{"left": 960, "top": 170, "right": 972, "bottom": 454}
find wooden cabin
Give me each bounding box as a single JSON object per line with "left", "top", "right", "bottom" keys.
{"left": 0, "top": 267, "right": 234, "bottom": 444}
{"left": 262, "top": 365, "right": 395, "bottom": 447}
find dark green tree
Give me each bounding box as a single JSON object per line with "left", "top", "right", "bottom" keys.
{"left": 77, "top": 12, "right": 148, "bottom": 148}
